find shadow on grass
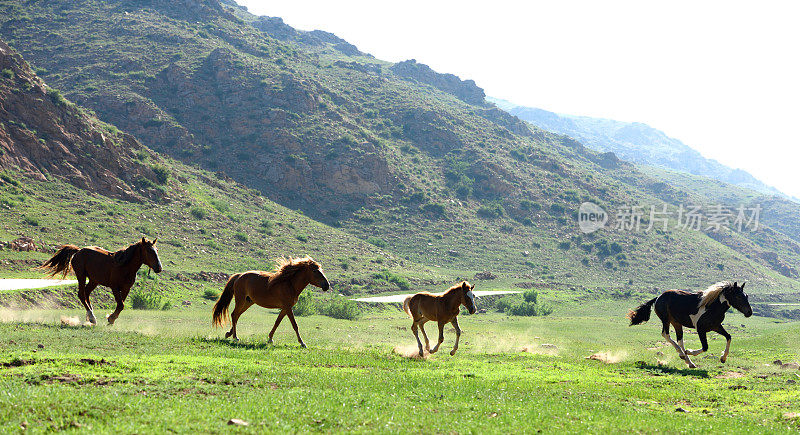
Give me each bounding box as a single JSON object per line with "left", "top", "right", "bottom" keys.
{"left": 194, "top": 336, "right": 303, "bottom": 351}
{"left": 634, "top": 361, "right": 709, "bottom": 378}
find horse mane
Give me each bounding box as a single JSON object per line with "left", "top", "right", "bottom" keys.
{"left": 698, "top": 281, "right": 733, "bottom": 307}
{"left": 418, "top": 281, "right": 468, "bottom": 298}
{"left": 112, "top": 242, "right": 140, "bottom": 266}
{"left": 270, "top": 256, "right": 319, "bottom": 283}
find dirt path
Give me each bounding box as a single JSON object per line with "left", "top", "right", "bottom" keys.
{"left": 353, "top": 290, "right": 521, "bottom": 303}
{"left": 0, "top": 279, "right": 78, "bottom": 292}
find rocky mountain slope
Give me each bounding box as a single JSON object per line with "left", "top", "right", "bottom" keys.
{"left": 1, "top": 0, "right": 799, "bottom": 293}
{"left": 490, "top": 97, "right": 788, "bottom": 199}
{"left": 0, "top": 40, "right": 161, "bottom": 202}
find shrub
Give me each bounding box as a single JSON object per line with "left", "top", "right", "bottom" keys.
{"left": 477, "top": 203, "right": 505, "bottom": 219}
{"left": 494, "top": 290, "right": 551, "bottom": 317}
{"left": 234, "top": 232, "right": 248, "bottom": 242}
{"left": 22, "top": 216, "right": 39, "bottom": 226}
{"left": 558, "top": 241, "right": 571, "bottom": 250}
{"left": 129, "top": 290, "right": 165, "bottom": 310}
{"left": 46, "top": 88, "right": 69, "bottom": 106}
{"left": 190, "top": 207, "right": 207, "bottom": 219}
{"left": 1, "top": 69, "right": 13, "bottom": 79}
{"left": 367, "top": 237, "right": 387, "bottom": 248}
{"left": 372, "top": 270, "right": 410, "bottom": 290}
{"left": 422, "top": 202, "right": 446, "bottom": 216}
{"left": 209, "top": 199, "right": 230, "bottom": 213}
{"left": 295, "top": 234, "right": 308, "bottom": 242}
{"left": 318, "top": 297, "right": 361, "bottom": 320}
{"left": 151, "top": 164, "right": 170, "bottom": 184}
{"left": 202, "top": 289, "right": 219, "bottom": 301}
{"left": 293, "top": 292, "right": 315, "bottom": 316}
{"left": 522, "top": 289, "right": 539, "bottom": 304}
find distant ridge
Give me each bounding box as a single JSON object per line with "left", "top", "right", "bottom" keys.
{"left": 489, "top": 97, "right": 793, "bottom": 201}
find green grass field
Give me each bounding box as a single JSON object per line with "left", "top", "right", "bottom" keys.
{"left": 1, "top": 302, "right": 798, "bottom": 433}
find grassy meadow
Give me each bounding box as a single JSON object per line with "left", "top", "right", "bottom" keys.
{"left": 1, "top": 300, "right": 798, "bottom": 433}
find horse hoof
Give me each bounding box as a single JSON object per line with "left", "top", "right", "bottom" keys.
{"left": 267, "top": 338, "right": 273, "bottom": 344}
{"left": 300, "top": 343, "right": 307, "bottom": 348}
{"left": 720, "top": 357, "right": 727, "bottom": 363}
{"left": 450, "top": 350, "right": 457, "bottom": 356}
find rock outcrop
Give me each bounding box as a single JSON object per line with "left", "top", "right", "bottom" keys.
{"left": 390, "top": 59, "right": 486, "bottom": 105}
{"left": 0, "top": 39, "right": 160, "bottom": 201}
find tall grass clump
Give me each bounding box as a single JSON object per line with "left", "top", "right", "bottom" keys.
{"left": 318, "top": 297, "right": 361, "bottom": 320}
{"left": 293, "top": 292, "right": 315, "bottom": 316}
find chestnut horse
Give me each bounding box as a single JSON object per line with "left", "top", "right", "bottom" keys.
{"left": 628, "top": 281, "right": 752, "bottom": 368}
{"left": 212, "top": 256, "right": 330, "bottom": 347}
{"left": 403, "top": 281, "right": 476, "bottom": 357}
{"left": 38, "top": 238, "right": 163, "bottom": 325}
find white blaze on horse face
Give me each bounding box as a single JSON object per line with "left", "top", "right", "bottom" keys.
{"left": 466, "top": 290, "right": 475, "bottom": 306}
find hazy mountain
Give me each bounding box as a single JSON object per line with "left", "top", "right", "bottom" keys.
{"left": 489, "top": 97, "right": 789, "bottom": 199}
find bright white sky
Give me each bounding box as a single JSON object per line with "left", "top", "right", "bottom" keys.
{"left": 236, "top": 0, "right": 800, "bottom": 198}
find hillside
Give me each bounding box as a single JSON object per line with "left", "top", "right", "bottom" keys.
{"left": 0, "top": 39, "right": 443, "bottom": 304}
{"left": 1, "top": 0, "right": 800, "bottom": 295}
{"left": 490, "top": 98, "right": 788, "bottom": 199}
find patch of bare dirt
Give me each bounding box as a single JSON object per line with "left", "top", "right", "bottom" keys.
{"left": 715, "top": 371, "right": 745, "bottom": 379}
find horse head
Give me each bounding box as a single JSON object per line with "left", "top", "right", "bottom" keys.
{"left": 140, "top": 237, "right": 163, "bottom": 273}
{"left": 305, "top": 259, "right": 330, "bottom": 291}
{"left": 461, "top": 281, "right": 476, "bottom": 314}
{"left": 723, "top": 281, "right": 752, "bottom": 317}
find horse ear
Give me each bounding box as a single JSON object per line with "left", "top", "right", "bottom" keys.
{"left": 740, "top": 282, "right": 745, "bottom": 289}
{"left": 733, "top": 281, "right": 737, "bottom": 287}
{"left": 471, "top": 283, "right": 475, "bottom": 290}
{"left": 152, "top": 238, "right": 158, "bottom": 245}
{"left": 461, "top": 282, "right": 468, "bottom": 290}
{"left": 141, "top": 237, "right": 146, "bottom": 244}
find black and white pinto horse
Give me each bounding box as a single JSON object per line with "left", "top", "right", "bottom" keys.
{"left": 628, "top": 281, "right": 752, "bottom": 368}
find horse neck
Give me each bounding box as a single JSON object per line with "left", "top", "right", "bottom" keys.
{"left": 289, "top": 270, "right": 311, "bottom": 295}
{"left": 443, "top": 288, "right": 462, "bottom": 310}
{"left": 122, "top": 247, "right": 145, "bottom": 275}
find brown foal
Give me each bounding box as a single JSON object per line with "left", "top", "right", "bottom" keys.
{"left": 403, "top": 281, "right": 477, "bottom": 357}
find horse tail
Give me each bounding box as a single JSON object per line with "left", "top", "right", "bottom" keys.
{"left": 212, "top": 274, "right": 238, "bottom": 327}
{"left": 402, "top": 295, "right": 413, "bottom": 318}
{"left": 37, "top": 245, "right": 79, "bottom": 278}
{"left": 628, "top": 297, "right": 657, "bottom": 326}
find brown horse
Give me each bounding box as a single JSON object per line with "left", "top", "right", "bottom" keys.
{"left": 38, "top": 238, "right": 163, "bottom": 325}
{"left": 403, "top": 281, "right": 477, "bottom": 357}
{"left": 212, "top": 256, "right": 330, "bottom": 347}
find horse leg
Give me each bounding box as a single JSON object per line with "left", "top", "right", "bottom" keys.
{"left": 286, "top": 309, "right": 306, "bottom": 348}
{"left": 418, "top": 319, "right": 431, "bottom": 352}
{"left": 83, "top": 281, "right": 98, "bottom": 325}
{"left": 661, "top": 322, "right": 694, "bottom": 368}
{"left": 107, "top": 287, "right": 125, "bottom": 325}
{"left": 227, "top": 298, "right": 253, "bottom": 341}
{"left": 449, "top": 317, "right": 462, "bottom": 356}
{"left": 430, "top": 321, "right": 446, "bottom": 354}
{"left": 714, "top": 325, "right": 732, "bottom": 363}
{"left": 411, "top": 317, "right": 424, "bottom": 356}
{"left": 674, "top": 324, "right": 686, "bottom": 355}
{"left": 266, "top": 309, "right": 287, "bottom": 344}
{"left": 75, "top": 273, "right": 91, "bottom": 323}
{"left": 686, "top": 328, "right": 709, "bottom": 357}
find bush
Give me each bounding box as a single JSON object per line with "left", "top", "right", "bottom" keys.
{"left": 46, "top": 88, "right": 69, "bottom": 106}
{"left": 190, "top": 206, "right": 207, "bottom": 219}
{"left": 372, "top": 270, "right": 410, "bottom": 290}
{"left": 209, "top": 199, "right": 230, "bottom": 213}
{"left": 1, "top": 69, "right": 13, "bottom": 79}
{"left": 22, "top": 216, "right": 39, "bottom": 226}
{"left": 422, "top": 202, "right": 446, "bottom": 216}
{"left": 129, "top": 289, "right": 165, "bottom": 310}
{"left": 367, "top": 237, "right": 387, "bottom": 248}
{"left": 234, "top": 232, "right": 248, "bottom": 242}
{"left": 293, "top": 292, "right": 315, "bottom": 316}
{"left": 477, "top": 203, "right": 505, "bottom": 219}
{"left": 494, "top": 290, "right": 552, "bottom": 317}
{"left": 151, "top": 164, "right": 170, "bottom": 184}
{"left": 318, "top": 297, "right": 361, "bottom": 320}
{"left": 202, "top": 289, "right": 219, "bottom": 301}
